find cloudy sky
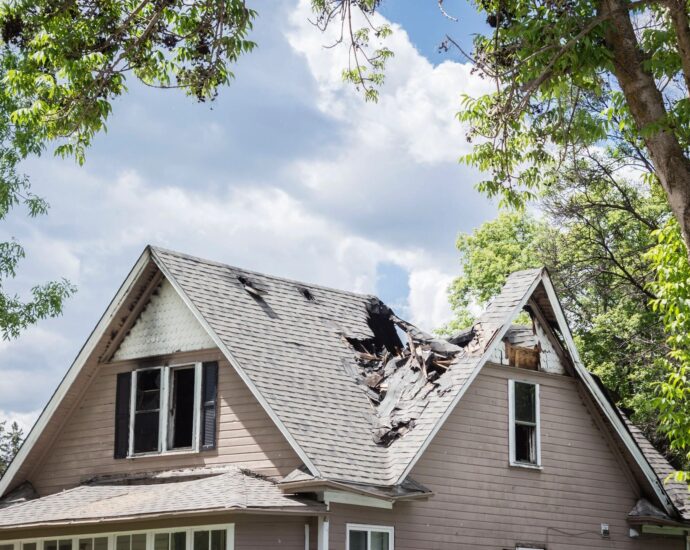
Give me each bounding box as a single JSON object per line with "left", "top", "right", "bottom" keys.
{"left": 0, "top": 0, "right": 497, "bottom": 431}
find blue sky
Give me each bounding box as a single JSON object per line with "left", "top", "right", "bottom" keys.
{"left": 0, "top": 0, "right": 497, "bottom": 430}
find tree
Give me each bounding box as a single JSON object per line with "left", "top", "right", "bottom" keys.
{"left": 312, "top": 0, "right": 690, "bottom": 257}
{"left": 647, "top": 220, "right": 690, "bottom": 478}
{"left": 0, "top": 0, "right": 257, "bottom": 338}
{"left": 0, "top": 421, "right": 22, "bottom": 477}
{"left": 443, "top": 211, "right": 547, "bottom": 334}
{"left": 443, "top": 155, "right": 681, "bottom": 463}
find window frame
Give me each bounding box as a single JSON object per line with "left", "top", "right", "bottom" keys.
{"left": 128, "top": 362, "right": 203, "bottom": 457}
{"left": 0, "top": 525, "right": 234, "bottom": 550}
{"left": 508, "top": 379, "right": 542, "bottom": 469}
{"left": 345, "top": 524, "right": 394, "bottom": 550}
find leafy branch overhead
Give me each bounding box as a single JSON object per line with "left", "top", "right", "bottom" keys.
{"left": 0, "top": 0, "right": 258, "bottom": 339}
{"left": 1, "top": 0, "right": 257, "bottom": 161}
{"left": 311, "top": 0, "right": 393, "bottom": 102}
{"left": 318, "top": 0, "right": 690, "bottom": 259}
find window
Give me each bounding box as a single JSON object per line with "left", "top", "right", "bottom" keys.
{"left": 129, "top": 363, "right": 202, "bottom": 456}
{"left": 509, "top": 380, "right": 541, "bottom": 467}
{"left": 0, "top": 527, "right": 232, "bottom": 550}
{"left": 346, "top": 525, "right": 394, "bottom": 550}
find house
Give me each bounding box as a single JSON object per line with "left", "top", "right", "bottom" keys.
{"left": 0, "top": 245, "right": 689, "bottom": 549}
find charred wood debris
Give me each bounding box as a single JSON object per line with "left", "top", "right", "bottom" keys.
{"left": 344, "top": 298, "right": 476, "bottom": 446}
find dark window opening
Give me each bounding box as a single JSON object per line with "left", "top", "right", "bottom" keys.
{"left": 514, "top": 424, "right": 536, "bottom": 463}
{"left": 512, "top": 381, "right": 538, "bottom": 465}
{"left": 133, "top": 369, "right": 161, "bottom": 453}
{"left": 170, "top": 367, "right": 196, "bottom": 449}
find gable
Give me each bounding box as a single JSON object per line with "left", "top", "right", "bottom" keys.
{"left": 112, "top": 278, "right": 215, "bottom": 361}
{"left": 409, "top": 364, "right": 645, "bottom": 547}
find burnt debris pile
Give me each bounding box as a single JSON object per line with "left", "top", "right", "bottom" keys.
{"left": 346, "top": 298, "right": 468, "bottom": 446}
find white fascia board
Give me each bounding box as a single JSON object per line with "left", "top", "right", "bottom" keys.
{"left": 539, "top": 271, "right": 676, "bottom": 516}
{"left": 0, "top": 249, "right": 153, "bottom": 497}
{"left": 323, "top": 490, "right": 393, "bottom": 510}
{"left": 395, "top": 270, "right": 544, "bottom": 484}
{"left": 150, "top": 251, "right": 321, "bottom": 478}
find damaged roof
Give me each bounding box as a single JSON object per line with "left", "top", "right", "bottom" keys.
{"left": 0, "top": 467, "right": 324, "bottom": 530}
{"left": 152, "top": 248, "right": 544, "bottom": 486}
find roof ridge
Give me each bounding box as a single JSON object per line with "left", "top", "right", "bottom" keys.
{"left": 150, "top": 245, "right": 378, "bottom": 302}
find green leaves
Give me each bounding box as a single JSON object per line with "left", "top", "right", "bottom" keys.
{"left": 0, "top": 421, "right": 22, "bottom": 478}
{"left": 0, "top": 0, "right": 259, "bottom": 340}
{"left": 0, "top": 0, "right": 257, "bottom": 155}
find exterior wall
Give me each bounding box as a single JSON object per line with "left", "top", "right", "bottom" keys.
{"left": 28, "top": 348, "right": 302, "bottom": 495}
{"left": 327, "top": 364, "right": 684, "bottom": 550}
{"left": 235, "top": 516, "right": 311, "bottom": 549}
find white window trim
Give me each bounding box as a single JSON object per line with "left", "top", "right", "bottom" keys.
{"left": 345, "top": 524, "right": 394, "bottom": 550}
{"left": 128, "top": 362, "right": 203, "bottom": 458}
{"left": 508, "top": 379, "right": 542, "bottom": 469}
{"left": 0, "top": 525, "right": 234, "bottom": 550}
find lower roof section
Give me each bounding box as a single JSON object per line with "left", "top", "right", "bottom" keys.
{"left": 0, "top": 468, "right": 325, "bottom": 531}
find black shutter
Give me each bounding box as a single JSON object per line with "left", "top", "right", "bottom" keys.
{"left": 200, "top": 361, "right": 219, "bottom": 450}
{"left": 114, "top": 372, "right": 131, "bottom": 459}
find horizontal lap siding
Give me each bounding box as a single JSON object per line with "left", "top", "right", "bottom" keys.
{"left": 29, "top": 350, "right": 301, "bottom": 495}
{"left": 329, "top": 365, "right": 683, "bottom": 550}
{"left": 235, "top": 516, "right": 310, "bottom": 549}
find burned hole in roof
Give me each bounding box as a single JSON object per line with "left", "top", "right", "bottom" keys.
{"left": 236, "top": 275, "right": 278, "bottom": 319}
{"left": 298, "top": 286, "right": 316, "bottom": 302}
{"left": 345, "top": 298, "right": 471, "bottom": 446}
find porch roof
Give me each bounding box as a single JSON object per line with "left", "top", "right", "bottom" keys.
{"left": 0, "top": 468, "right": 325, "bottom": 531}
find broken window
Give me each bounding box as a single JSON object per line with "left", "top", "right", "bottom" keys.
{"left": 509, "top": 380, "right": 541, "bottom": 467}
{"left": 129, "top": 363, "right": 202, "bottom": 455}
{"left": 346, "top": 525, "right": 394, "bottom": 550}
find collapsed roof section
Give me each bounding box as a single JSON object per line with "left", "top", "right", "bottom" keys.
{"left": 345, "top": 299, "right": 465, "bottom": 446}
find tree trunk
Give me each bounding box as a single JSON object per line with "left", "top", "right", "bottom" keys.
{"left": 600, "top": 0, "right": 690, "bottom": 253}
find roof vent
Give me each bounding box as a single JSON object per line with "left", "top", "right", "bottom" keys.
{"left": 298, "top": 287, "right": 316, "bottom": 302}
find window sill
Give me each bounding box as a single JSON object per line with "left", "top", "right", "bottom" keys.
{"left": 509, "top": 461, "right": 543, "bottom": 471}
{"left": 128, "top": 448, "right": 199, "bottom": 459}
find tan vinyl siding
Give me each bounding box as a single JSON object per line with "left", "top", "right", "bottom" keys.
{"left": 327, "top": 364, "right": 683, "bottom": 549}
{"left": 29, "top": 349, "right": 301, "bottom": 495}
{"left": 235, "top": 516, "right": 310, "bottom": 549}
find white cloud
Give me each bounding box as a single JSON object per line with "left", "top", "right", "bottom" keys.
{"left": 287, "top": 0, "right": 492, "bottom": 165}
{"left": 0, "top": 409, "right": 41, "bottom": 434}
{"left": 407, "top": 268, "right": 455, "bottom": 330}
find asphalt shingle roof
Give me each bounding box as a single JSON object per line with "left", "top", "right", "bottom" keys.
{"left": 0, "top": 468, "right": 324, "bottom": 529}
{"left": 624, "top": 417, "right": 690, "bottom": 520}
{"left": 152, "top": 247, "right": 543, "bottom": 486}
